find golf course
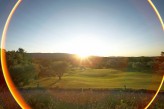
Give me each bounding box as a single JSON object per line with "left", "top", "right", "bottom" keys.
{"left": 25, "top": 68, "right": 164, "bottom": 91}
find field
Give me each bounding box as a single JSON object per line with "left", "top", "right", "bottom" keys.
{"left": 20, "top": 68, "right": 164, "bottom": 108}
{"left": 20, "top": 89, "right": 164, "bottom": 109}
{"left": 1, "top": 86, "right": 164, "bottom": 109}
{"left": 24, "top": 68, "right": 164, "bottom": 91}
{"left": 1, "top": 68, "right": 164, "bottom": 108}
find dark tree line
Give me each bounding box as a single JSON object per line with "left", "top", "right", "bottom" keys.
{"left": 154, "top": 56, "right": 164, "bottom": 75}
{"left": 5, "top": 48, "right": 68, "bottom": 87}
{"left": 76, "top": 56, "right": 164, "bottom": 74}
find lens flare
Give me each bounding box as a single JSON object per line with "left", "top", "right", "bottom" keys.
{"left": 148, "top": 0, "right": 164, "bottom": 31}
{"left": 145, "top": 0, "right": 164, "bottom": 108}
{"left": 1, "top": 0, "right": 31, "bottom": 109}
{"left": 0, "top": 0, "right": 163, "bottom": 109}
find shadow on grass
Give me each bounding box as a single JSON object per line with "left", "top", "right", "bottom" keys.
{"left": 48, "top": 79, "right": 60, "bottom": 87}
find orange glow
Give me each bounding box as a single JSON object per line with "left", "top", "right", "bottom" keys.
{"left": 0, "top": 0, "right": 163, "bottom": 109}
{"left": 145, "top": 75, "right": 164, "bottom": 109}
{"left": 77, "top": 53, "right": 89, "bottom": 60}
{"left": 1, "top": 0, "right": 31, "bottom": 109}
{"left": 145, "top": 0, "right": 164, "bottom": 109}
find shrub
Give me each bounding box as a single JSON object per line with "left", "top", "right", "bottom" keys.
{"left": 9, "top": 64, "right": 37, "bottom": 87}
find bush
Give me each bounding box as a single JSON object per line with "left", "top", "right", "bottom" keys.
{"left": 9, "top": 64, "right": 37, "bottom": 87}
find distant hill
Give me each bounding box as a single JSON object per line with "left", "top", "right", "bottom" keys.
{"left": 29, "top": 53, "right": 157, "bottom": 59}
{"left": 28, "top": 53, "right": 75, "bottom": 59}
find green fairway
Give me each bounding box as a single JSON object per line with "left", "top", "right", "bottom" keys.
{"left": 25, "top": 68, "right": 164, "bottom": 90}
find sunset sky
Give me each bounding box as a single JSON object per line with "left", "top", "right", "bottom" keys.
{"left": 0, "top": 0, "right": 164, "bottom": 56}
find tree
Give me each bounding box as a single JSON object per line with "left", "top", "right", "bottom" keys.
{"left": 155, "top": 56, "right": 164, "bottom": 75}
{"left": 6, "top": 48, "right": 31, "bottom": 67}
{"left": 51, "top": 61, "right": 68, "bottom": 80}
{"left": 10, "top": 64, "right": 37, "bottom": 87}
{"left": 6, "top": 48, "right": 38, "bottom": 87}
{"left": 17, "top": 48, "right": 25, "bottom": 53}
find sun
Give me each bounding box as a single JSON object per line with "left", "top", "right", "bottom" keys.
{"left": 65, "top": 37, "right": 105, "bottom": 58}
{"left": 77, "top": 52, "right": 90, "bottom": 59}
{"left": 72, "top": 37, "right": 95, "bottom": 58}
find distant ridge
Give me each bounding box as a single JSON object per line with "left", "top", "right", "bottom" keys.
{"left": 28, "top": 53, "right": 77, "bottom": 59}
{"left": 28, "top": 53, "right": 157, "bottom": 59}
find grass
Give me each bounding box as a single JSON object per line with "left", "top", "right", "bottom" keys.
{"left": 20, "top": 89, "right": 164, "bottom": 109}
{"left": 1, "top": 87, "right": 164, "bottom": 109}
{"left": 24, "top": 68, "right": 164, "bottom": 91}
{"left": 0, "top": 87, "right": 20, "bottom": 109}
{"left": 1, "top": 68, "right": 164, "bottom": 109}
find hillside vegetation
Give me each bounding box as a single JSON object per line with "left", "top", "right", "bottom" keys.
{"left": 3, "top": 48, "right": 164, "bottom": 90}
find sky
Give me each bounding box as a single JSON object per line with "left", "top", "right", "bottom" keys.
{"left": 0, "top": 0, "right": 164, "bottom": 57}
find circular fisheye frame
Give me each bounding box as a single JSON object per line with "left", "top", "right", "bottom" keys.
{"left": 0, "top": 0, "right": 164, "bottom": 109}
